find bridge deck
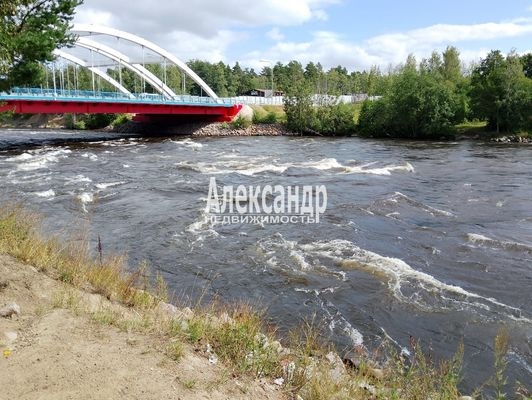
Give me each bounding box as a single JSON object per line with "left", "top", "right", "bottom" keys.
{"left": 0, "top": 88, "right": 243, "bottom": 123}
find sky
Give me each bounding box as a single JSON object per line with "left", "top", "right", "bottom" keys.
{"left": 72, "top": 0, "right": 532, "bottom": 72}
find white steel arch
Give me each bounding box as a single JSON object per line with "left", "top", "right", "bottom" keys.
{"left": 53, "top": 49, "right": 133, "bottom": 97}
{"left": 71, "top": 24, "right": 219, "bottom": 100}
{"left": 76, "top": 37, "right": 177, "bottom": 99}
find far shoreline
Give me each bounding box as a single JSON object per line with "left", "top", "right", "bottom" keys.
{"left": 1, "top": 113, "right": 530, "bottom": 143}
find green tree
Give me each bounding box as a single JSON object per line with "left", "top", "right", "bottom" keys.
{"left": 441, "top": 46, "right": 462, "bottom": 84}
{"left": 304, "top": 61, "right": 321, "bottom": 94}
{"left": 314, "top": 103, "right": 356, "bottom": 135}
{"left": 283, "top": 61, "right": 316, "bottom": 133}
{"left": 420, "top": 51, "right": 443, "bottom": 77}
{"left": 358, "top": 54, "right": 465, "bottom": 139}
{"left": 470, "top": 50, "right": 531, "bottom": 133}
{"left": 0, "top": 0, "right": 82, "bottom": 90}
{"left": 521, "top": 53, "right": 532, "bottom": 79}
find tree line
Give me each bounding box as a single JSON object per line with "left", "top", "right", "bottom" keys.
{"left": 355, "top": 49, "right": 532, "bottom": 138}
{"left": 24, "top": 48, "right": 532, "bottom": 137}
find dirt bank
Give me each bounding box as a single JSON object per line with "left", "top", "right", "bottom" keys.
{"left": 0, "top": 254, "right": 284, "bottom": 400}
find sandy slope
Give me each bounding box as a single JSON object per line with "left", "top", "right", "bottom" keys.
{"left": 0, "top": 255, "right": 284, "bottom": 400}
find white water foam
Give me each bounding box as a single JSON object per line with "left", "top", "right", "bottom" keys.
{"left": 95, "top": 182, "right": 125, "bottom": 190}
{"left": 388, "top": 192, "right": 454, "bottom": 217}
{"left": 77, "top": 192, "right": 94, "bottom": 213}
{"left": 175, "top": 157, "right": 415, "bottom": 177}
{"left": 34, "top": 189, "right": 55, "bottom": 198}
{"left": 258, "top": 235, "right": 349, "bottom": 282}
{"left": 467, "top": 233, "right": 532, "bottom": 253}
{"left": 173, "top": 138, "right": 203, "bottom": 149}
{"left": 81, "top": 152, "right": 98, "bottom": 161}
{"left": 184, "top": 210, "right": 220, "bottom": 243}
{"left": 261, "top": 235, "right": 528, "bottom": 322}
{"left": 7, "top": 149, "right": 72, "bottom": 171}
{"left": 298, "top": 239, "right": 528, "bottom": 321}
{"left": 6, "top": 152, "right": 33, "bottom": 162}
{"left": 64, "top": 174, "right": 92, "bottom": 185}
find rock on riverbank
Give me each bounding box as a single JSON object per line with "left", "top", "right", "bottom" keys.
{"left": 114, "top": 120, "right": 297, "bottom": 136}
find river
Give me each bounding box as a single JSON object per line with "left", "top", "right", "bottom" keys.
{"left": 0, "top": 129, "right": 530, "bottom": 392}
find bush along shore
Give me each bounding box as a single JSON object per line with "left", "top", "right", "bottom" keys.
{"left": 1, "top": 109, "right": 531, "bottom": 142}
{"left": 1, "top": 204, "right": 529, "bottom": 399}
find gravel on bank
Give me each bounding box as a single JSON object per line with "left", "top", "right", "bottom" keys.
{"left": 113, "top": 120, "right": 299, "bottom": 136}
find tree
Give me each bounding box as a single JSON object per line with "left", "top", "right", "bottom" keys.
{"left": 470, "top": 50, "right": 531, "bottom": 133}
{"left": 420, "top": 51, "right": 443, "bottom": 77}
{"left": 521, "top": 53, "right": 532, "bottom": 79}
{"left": 358, "top": 54, "right": 465, "bottom": 139}
{"left": 0, "top": 0, "right": 83, "bottom": 90}
{"left": 304, "top": 61, "right": 321, "bottom": 94}
{"left": 441, "top": 46, "right": 462, "bottom": 84}
{"left": 283, "top": 61, "right": 316, "bottom": 133}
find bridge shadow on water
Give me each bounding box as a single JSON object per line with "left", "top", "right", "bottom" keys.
{"left": 0, "top": 121, "right": 207, "bottom": 152}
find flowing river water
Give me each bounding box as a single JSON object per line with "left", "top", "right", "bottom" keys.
{"left": 0, "top": 129, "right": 530, "bottom": 391}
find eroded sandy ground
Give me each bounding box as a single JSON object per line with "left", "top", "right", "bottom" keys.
{"left": 0, "top": 255, "right": 284, "bottom": 400}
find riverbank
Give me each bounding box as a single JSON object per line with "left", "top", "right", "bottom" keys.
{"left": 2, "top": 113, "right": 531, "bottom": 143}
{"left": 0, "top": 253, "right": 284, "bottom": 400}
{"left": 0, "top": 204, "right": 496, "bottom": 400}
{"left": 113, "top": 120, "right": 295, "bottom": 136}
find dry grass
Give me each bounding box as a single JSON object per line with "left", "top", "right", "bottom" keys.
{"left": 0, "top": 203, "right": 163, "bottom": 310}
{"left": 0, "top": 203, "right": 521, "bottom": 399}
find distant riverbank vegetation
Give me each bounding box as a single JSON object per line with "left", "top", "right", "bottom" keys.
{"left": 3, "top": 48, "right": 531, "bottom": 139}
{"left": 281, "top": 48, "right": 531, "bottom": 138}
{"left": 1, "top": 2, "right": 531, "bottom": 138}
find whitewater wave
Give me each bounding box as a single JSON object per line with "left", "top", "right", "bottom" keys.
{"left": 64, "top": 174, "right": 92, "bottom": 186}
{"left": 175, "top": 157, "right": 414, "bottom": 177}
{"left": 371, "top": 191, "right": 454, "bottom": 218}
{"left": 389, "top": 192, "right": 453, "bottom": 217}
{"left": 95, "top": 181, "right": 125, "bottom": 190}
{"left": 259, "top": 235, "right": 528, "bottom": 322}
{"left": 258, "top": 235, "right": 348, "bottom": 282}
{"left": 307, "top": 239, "right": 528, "bottom": 321}
{"left": 34, "top": 189, "right": 55, "bottom": 198}
{"left": 77, "top": 192, "right": 94, "bottom": 213}
{"left": 467, "top": 233, "right": 532, "bottom": 253}
{"left": 6, "top": 149, "right": 72, "bottom": 171}
{"left": 81, "top": 152, "right": 98, "bottom": 161}
{"left": 173, "top": 138, "right": 203, "bottom": 149}
{"left": 182, "top": 209, "right": 220, "bottom": 245}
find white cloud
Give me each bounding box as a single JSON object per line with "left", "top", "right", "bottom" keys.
{"left": 74, "top": 0, "right": 336, "bottom": 38}
{"left": 71, "top": 2, "right": 532, "bottom": 72}
{"left": 72, "top": 0, "right": 339, "bottom": 65}
{"left": 247, "top": 20, "right": 532, "bottom": 71}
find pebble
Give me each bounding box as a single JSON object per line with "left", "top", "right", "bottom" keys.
{"left": 368, "top": 367, "right": 385, "bottom": 380}
{"left": 3, "top": 331, "right": 18, "bottom": 343}
{"left": 273, "top": 377, "right": 284, "bottom": 386}
{"left": 0, "top": 302, "right": 20, "bottom": 318}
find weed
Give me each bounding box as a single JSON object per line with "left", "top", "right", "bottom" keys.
{"left": 181, "top": 379, "right": 196, "bottom": 389}
{"left": 166, "top": 340, "right": 185, "bottom": 362}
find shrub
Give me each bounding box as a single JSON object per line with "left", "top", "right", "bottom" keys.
{"left": 85, "top": 113, "right": 116, "bottom": 130}
{"left": 111, "top": 113, "right": 131, "bottom": 127}
{"left": 230, "top": 115, "right": 251, "bottom": 129}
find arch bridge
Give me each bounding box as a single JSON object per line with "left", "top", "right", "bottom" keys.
{"left": 0, "top": 25, "right": 242, "bottom": 123}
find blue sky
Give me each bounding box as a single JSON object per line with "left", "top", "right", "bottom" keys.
{"left": 74, "top": 0, "right": 532, "bottom": 71}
